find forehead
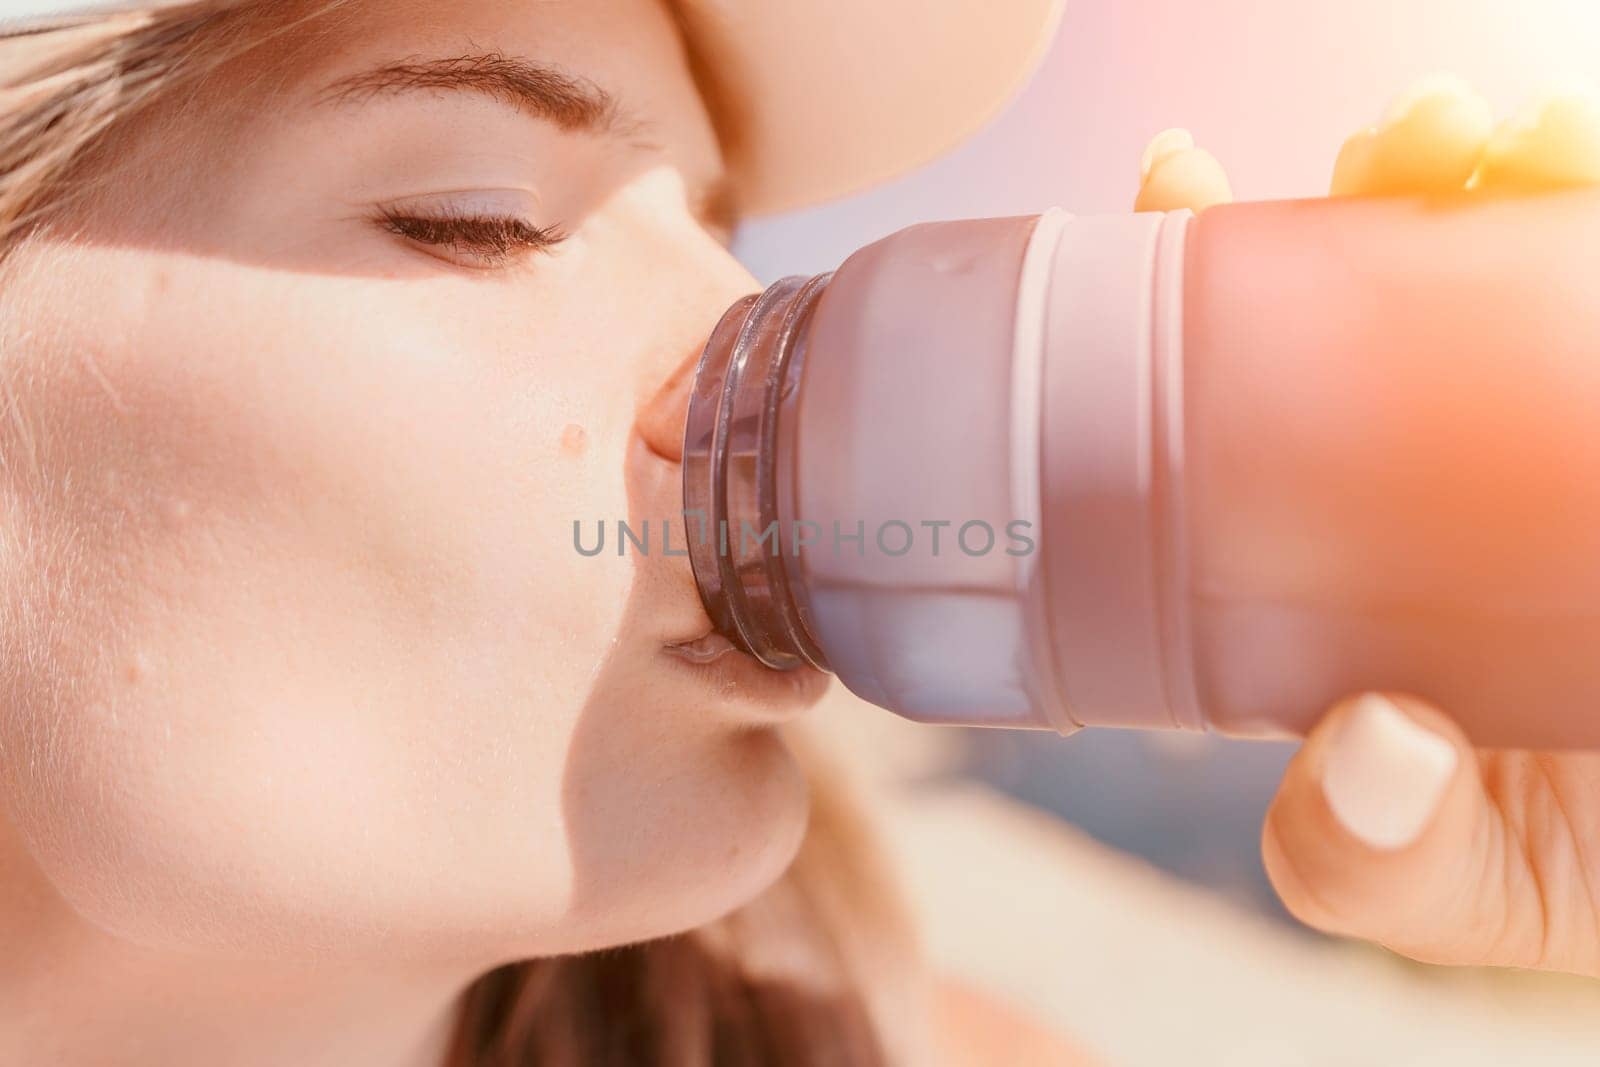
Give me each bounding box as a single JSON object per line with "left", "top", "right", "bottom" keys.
{"left": 223, "top": 0, "right": 722, "bottom": 170}
{"left": 308, "top": 0, "right": 690, "bottom": 88}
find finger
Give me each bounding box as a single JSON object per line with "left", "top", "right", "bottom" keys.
{"left": 1263, "top": 692, "right": 1600, "bottom": 977}
{"left": 1139, "top": 128, "right": 1197, "bottom": 185}
{"left": 1134, "top": 127, "right": 1234, "bottom": 213}
{"left": 1474, "top": 83, "right": 1600, "bottom": 192}
{"left": 1330, "top": 74, "right": 1492, "bottom": 196}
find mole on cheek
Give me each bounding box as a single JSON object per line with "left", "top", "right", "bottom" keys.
{"left": 560, "top": 423, "right": 589, "bottom": 457}
{"left": 124, "top": 650, "right": 151, "bottom": 685}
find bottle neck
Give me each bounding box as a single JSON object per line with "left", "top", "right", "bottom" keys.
{"left": 683, "top": 209, "right": 1201, "bottom": 732}
{"left": 682, "top": 273, "right": 833, "bottom": 672}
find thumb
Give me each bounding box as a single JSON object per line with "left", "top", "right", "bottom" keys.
{"left": 1263, "top": 691, "right": 1600, "bottom": 977}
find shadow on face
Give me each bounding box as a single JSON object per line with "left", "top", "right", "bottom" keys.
{"left": 0, "top": 0, "right": 816, "bottom": 968}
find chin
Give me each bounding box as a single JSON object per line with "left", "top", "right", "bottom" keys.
{"left": 559, "top": 726, "right": 811, "bottom": 954}
{"left": 717, "top": 726, "right": 812, "bottom": 895}
{"left": 664, "top": 726, "right": 811, "bottom": 936}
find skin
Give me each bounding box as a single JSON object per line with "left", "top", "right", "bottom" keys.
{"left": 10, "top": 3, "right": 1584, "bottom": 1060}
{"left": 1144, "top": 80, "right": 1600, "bottom": 980}
{"left": 0, "top": 1, "right": 837, "bottom": 1063}
{"left": 0, "top": 3, "right": 1087, "bottom": 1064}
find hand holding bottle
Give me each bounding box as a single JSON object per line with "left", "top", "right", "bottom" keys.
{"left": 1146, "top": 79, "right": 1600, "bottom": 978}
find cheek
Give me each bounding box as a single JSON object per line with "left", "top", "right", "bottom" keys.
{"left": 28, "top": 242, "right": 640, "bottom": 678}
{"left": 0, "top": 245, "right": 648, "bottom": 953}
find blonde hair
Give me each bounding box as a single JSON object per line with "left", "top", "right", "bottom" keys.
{"left": 0, "top": 5, "right": 921, "bottom": 1064}
{"left": 0, "top": 3, "right": 230, "bottom": 241}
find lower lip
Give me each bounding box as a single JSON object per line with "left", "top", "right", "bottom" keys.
{"left": 663, "top": 634, "right": 831, "bottom": 718}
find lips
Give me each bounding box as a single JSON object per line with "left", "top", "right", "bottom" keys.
{"left": 661, "top": 628, "right": 831, "bottom": 721}
{"left": 663, "top": 630, "right": 740, "bottom": 665}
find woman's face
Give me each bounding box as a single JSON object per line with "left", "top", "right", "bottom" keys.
{"left": 0, "top": 0, "right": 828, "bottom": 962}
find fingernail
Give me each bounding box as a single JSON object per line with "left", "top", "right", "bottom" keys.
{"left": 1378, "top": 72, "right": 1489, "bottom": 129}
{"left": 1134, "top": 143, "right": 1234, "bottom": 214}
{"left": 1321, "top": 694, "right": 1458, "bottom": 851}
{"left": 1140, "top": 127, "right": 1195, "bottom": 182}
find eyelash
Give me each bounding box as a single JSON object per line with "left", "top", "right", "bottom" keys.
{"left": 376, "top": 207, "right": 569, "bottom": 267}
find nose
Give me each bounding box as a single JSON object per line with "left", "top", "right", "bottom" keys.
{"left": 637, "top": 338, "right": 702, "bottom": 462}
{"left": 636, "top": 230, "right": 761, "bottom": 463}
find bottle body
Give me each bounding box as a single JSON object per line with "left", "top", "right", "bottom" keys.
{"left": 685, "top": 189, "right": 1600, "bottom": 746}
{"left": 1188, "top": 192, "right": 1600, "bottom": 747}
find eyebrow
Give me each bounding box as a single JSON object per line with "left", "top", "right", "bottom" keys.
{"left": 320, "top": 50, "right": 741, "bottom": 243}
{"left": 319, "top": 51, "right": 640, "bottom": 137}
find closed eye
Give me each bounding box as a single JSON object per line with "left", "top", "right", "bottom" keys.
{"left": 376, "top": 208, "right": 569, "bottom": 268}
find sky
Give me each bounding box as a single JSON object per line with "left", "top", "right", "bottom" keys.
{"left": 738, "top": 0, "right": 1600, "bottom": 280}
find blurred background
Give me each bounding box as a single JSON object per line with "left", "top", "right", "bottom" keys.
{"left": 737, "top": 2, "right": 1600, "bottom": 1063}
